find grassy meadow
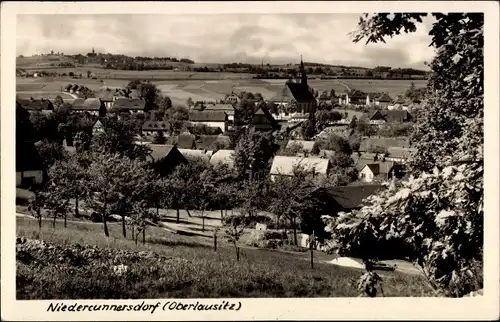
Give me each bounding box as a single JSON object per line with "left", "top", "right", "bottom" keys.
{"left": 16, "top": 216, "right": 434, "bottom": 299}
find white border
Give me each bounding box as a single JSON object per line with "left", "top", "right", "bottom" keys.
{"left": 2, "top": 2, "right": 499, "bottom": 321}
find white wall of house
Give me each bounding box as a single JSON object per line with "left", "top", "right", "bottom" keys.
{"left": 16, "top": 170, "right": 44, "bottom": 187}
{"left": 359, "top": 167, "right": 375, "bottom": 183}
{"left": 191, "top": 121, "right": 227, "bottom": 132}
{"left": 370, "top": 120, "right": 386, "bottom": 125}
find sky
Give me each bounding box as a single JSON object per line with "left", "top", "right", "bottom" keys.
{"left": 16, "top": 14, "right": 436, "bottom": 69}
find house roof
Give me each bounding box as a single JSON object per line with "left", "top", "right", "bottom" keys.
{"left": 189, "top": 110, "right": 227, "bottom": 122}
{"left": 322, "top": 184, "right": 384, "bottom": 210}
{"left": 142, "top": 121, "right": 171, "bottom": 131}
{"left": 287, "top": 140, "right": 315, "bottom": 152}
{"left": 113, "top": 98, "right": 146, "bottom": 110}
{"left": 17, "top": 140, "right": 45, "bottom": 172}
{"left": 376, "top": 93, "right": 393, "bottom": 102}
{"left": 348, "top": 90, "right": 367, "bottom": 99}
{"left": 285, "top": 82, "right": 316, "bottom": 102}
{"left": 64, "top": 84, "right": 73, "bottom": 90}
{"left": 270, "top": 156, "right": 330, "bottom": 176}
{"left": 178, "top": 149, "right": 210, "bottom": 162}
{"left": 359, "top": 137, "right": 411, "bottom": 151}
{"left": 387, "top": 147, "right": 417, "bottom": 159}
{"left": 209, "top": 149, "right": 235, "bottom": 168}
{"left": 148, "top": 144, "right": 175, "bottom": 162}
{"left": 17, "top": 99, "right": 53, "bottom": 111}
{"left": 394, "top": 97, "right": 406, "bottom": 104}
{"left": 204, "top": 104, "right": 235, "bottom": 113}
{"left": 176, "top": 134, "right": 196, "bottom": 149}
{"left": 361, "top": 162, "right": 395, "bottom": 174}
{"left": 72, "top": 98, "right": 101, "bottom": 110}
{"left": 381, "top": 110, "right": 413, "bottom": 122}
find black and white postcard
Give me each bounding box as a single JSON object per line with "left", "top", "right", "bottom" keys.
{"left": 1, "top": 1, "right": 499, "bottom": 321}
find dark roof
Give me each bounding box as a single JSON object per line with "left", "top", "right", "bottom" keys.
{"left": 113, "top": 98, "right": 146, "bottom": 110}
{"left": 195, "top": 135, "right": 219, "bottom": 150}
{"left": 381, "top": 110, "right": 413, "bottom": 122}
{"left": 323, "top": 184, "right": 384, "bottom": 210}
{"left": 64, "top": 84, "right": 73, "bottom": 90}
{"left": 142, "top": 121, "right": 171, "bottom": 131}
{"left": 359, "top": 137, "right": 411, "bottom": 151}
{"left": 17, "top": 140, "right": 45, "bottom": 172}
{"left": 364, "top": 163, "right": 380, "bottom": 175}
{"left": 176, "top": 134, "right": 196, "bottom": 149}
{"left": 72, "top": 98, "right": 102, "bottom": 110}
{"left": 285, "top": 82, "right": 316, "bottom": 102}
{"left": 204, "top": 104, "right": 235, "bottom": 112}
{"left": 189, "top": 110, "right": 227, "bottom": 122}
{"left": 394, "top": 97, "right": 406, "bottom": 104}
{"left": 370, "top": 110, "right": 387, "bottom": 121}
{"left": 17, "top": 99, "right": 53, "bottom": 111}
{"left": 376, "top": 93, "right": 393, "bottom": 102}
{"left": 148, "top": 144, "right": 175, "bottom": 162}
{"left": 349, "top": 90, "right": 367, "bottom": 99}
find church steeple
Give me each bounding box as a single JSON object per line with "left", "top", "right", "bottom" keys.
{"left": 298, "top": 55, "right": 307, "bottom": 87}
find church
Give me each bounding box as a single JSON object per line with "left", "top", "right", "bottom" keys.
{"left": 270, "top": 57, "right": 317, "bottom": 116}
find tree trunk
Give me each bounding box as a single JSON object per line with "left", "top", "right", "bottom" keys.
{"left": 292, "top": 218, "right": 298, "bottom": 246}
{"left": 37, "top": 209, "right": 42, "bottom": 231}
{"left": 220, "top": 209, "right": 223, "bottom": 219}
{"left": 121, "top": 214, "right": 127, "bottom": 238}
{"left": 176, "top": 208, "right": 180, "bottom": 223}
{"left": 64, "top": 214, "right": 67, "bottom": 228}
{"left": 132, "top": 225, "right": 135, "bottom": 240}
{"left": 186, "top": 209, "right": 192, "bottom": 217}
{"left": 201, "top": 210, "right": 205, "bottom": 232}
{"left": 310, "top": 232, "right": 315, "bottom": 269}
{"left": 75, "top": 196, "right": 79, "bottom": 217}
{"left": 156, "top": 207, "right": 159, "bottom": 218}
{"left": 214, "top": 234, "right": 217, "bottom": 252}
{"left": 52, "top": 213, "right": 57, "bottom": 228}
{"left": 103, "top": 198, "right": 109, "bottom": 237}
{"left": 236, "top": 246, "right": 240, "bottom": 261}
{"left": 142, "top": 226, "right": 146, "bottom": 244}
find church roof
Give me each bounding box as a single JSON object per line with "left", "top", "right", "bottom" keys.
{"left": 285, "top": 82, "right": 315, "bottom": 102}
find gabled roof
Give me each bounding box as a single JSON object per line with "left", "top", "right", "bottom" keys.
{"left": 322, "top": 184, "right": 384, "bottom": 210}
{"left": 64, "top": 84, "right": 73, "bottom": 90}
{"left": 376, "top": 93, "right": 393, "bottom": 102}
{"left": 209, "top": 149, "right": 235, "bottom": 168}
{"left": 203, "top": 104, "right": 235, "bottom": 112}
{"left": 148, "top": 144, "right": 175, "bottom": 162}
{"left": 285, "top": 82, "right": 316, "bottom": 102}
{"left": 361, "top": 162, "right": 395, "bottom": 175}
{"left": 348, "top": 89, "right": 367, "bottom": 99}
{"left": 363, "top": 163, "right": 380, "bottom": 175}
{"left": 394, "top": 97, "right": 406, "bottom": 104}
{"left": 387, "top": 147, "right": 417, "bottom": 159}
{"left": 369, "top": 110, "right": 387, "bottom": 121}
{"left": 194, "top": 135, "right": 219, "bottom": 150}
{"left": 178, "top": 149, "right": 210, "bottom": 162}
{"left": 286, "top": 140, "right": 315, "bottom": 152}
{"left": 113, "top": 98, "right": 146, "bottom": 110}
{"left": 359, "top": 137, "right": 411, "bottom": 151}
{"left": 142, "top": 121, "right": 171, "bottom": 131}
{"left": 17, "top": 140, "right": 45, "bottom": 172}
{"left": 189, "top": 110, "right": 227, "bottom": 122}
{"left": 270, "top": 156, "right": 330, "bottom": 176}
{"left": 381, "top": 110, "right": 413, "bottom": 122}
{"left": 72, "top": 98, "right": 102, "bottom": 110}
{"left": 17, "top": 99, "right": 53, "bottom": 111}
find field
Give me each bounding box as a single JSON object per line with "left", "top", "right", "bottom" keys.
{"left": 16, "top": 215, "right": 433, "bottom": 299}
{"left": 16, "top": 67, "right": 427, "bottom": 106}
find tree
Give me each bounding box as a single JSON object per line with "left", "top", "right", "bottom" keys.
{"left": 186, "top": 97, "right": 194, "bottom": 107}
{"left": 321, "top": 133, "right": 352, "bottom": 154}
{"left": 300, "top": 116, "right": 317, "bottom": 140}
{"left": 224, "top": 213, "right": 245, "bottom": 261}
{"left": 35, "top": 139, "right": 68, "bottom": 168}
{"left": 53, "top": 95, "right": 64, "bottom": 109}
{"left": 157, "top": 96, "right": 172, "bottom": 112}
{"left": 232, "top": 128, "right": 277, "bottom": 180}
{"left": 152, "top": 131, "right": 167, "bottom": 144}
{"left": 311, "top": 142, "right": 321, "bottom": 155}
{"left": 278, "top": 141, "right": 303, "bottom": 156}
{"left": 349, "top": 115, "right": 358, "bottom": 129}
{"left": 43, "top": 183, "right": 71, "bottom": 228}
{"left": 356, "top": 117, "right": 376, "bottom": 137}
{"left": 405, "top": 81, "right": 417, "bottom": 100}
{"left": 325, "top": 12, "right": 484, "bottom": 297}
{"left": 137, "top": 82, "right": 160, "bottom": 112}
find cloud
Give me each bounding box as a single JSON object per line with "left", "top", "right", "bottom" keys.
{"left": 16, "top": 13, "right": 435, "bottom": 68}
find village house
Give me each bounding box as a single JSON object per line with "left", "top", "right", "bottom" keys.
{"left": 147, "top": 144, "right": 189, "bottom": 177}
{"left": 209, "top": 149, "right": 235, "bottom": 169}
{"left": 318, "top": 184, "right": 385, "bottom": 215}
{"left": 386, "top": 147, "right": 417, "bottom": 163}
{"left": 249, "top": 106, "right": 277, "bottom": 132}
{"left": 359, "top": 137, "right": 411, "bottom": 152}
{"left": 270, "top": 58, "right": 317, "bottom": 116}
{"left": 203, "top": 103, "right": 236, "bottom": 122}
{"left": 112, "top": 98, "right": 146, "bottom": 114}
{"left": 16, "top": 140, "right": 46, "bottom": 188}
{"left": 92, "top": 119, "right": 104, "bottom": 136}
{"left": 176, "top": 133, "right": 197, "bottom": 149}
{"left": 374, "top": 93, "right": 393, "bottom": 107}
{"left": 142, "top": 121, "right": 171, "bottom": 137}
{"left": 178, "top": 149, "right": 211, "bottom": 163}
{"left": 358, "top": 162, "right": 407, "bottom": 183}
{"left": 188, "top": 110, "right": 228, "bottom": 132}
{"left": 17, "top": 98, "right": 54, "bottom": 113}
{"left": 388, "top": 97, "right": 407, "bottom": 110}
{"left": 286, "top": 140, "right": 317, "bottom": 156}
{"left": 269, "top": 156, "right": 331, "bottom": 181}
{"left": 97, "top": 90, "right": 115, "bottom": 109}
{"left": 369, "top": 110, "right": 414, "bottom": 124}
{"left": 71, "top": 98, "right": 106, "bottom": 116}
{"left": 224, "top": 93, "right": 240, "bottom": 105}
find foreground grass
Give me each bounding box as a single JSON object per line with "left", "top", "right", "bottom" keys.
{"left": 16, "top": 216, "right": 434, "bottom": 299}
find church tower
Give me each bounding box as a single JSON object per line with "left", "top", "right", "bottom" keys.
{"left": 296, "top": 55, "right": 308, "bottom": 87}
